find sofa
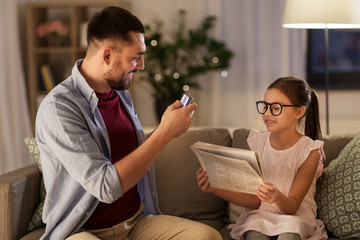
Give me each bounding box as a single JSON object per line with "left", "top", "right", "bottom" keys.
{"left": 0, "top": 127, "right": 358, "bottom": 240}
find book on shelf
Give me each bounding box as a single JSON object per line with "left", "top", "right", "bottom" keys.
{"left": 37, "top": 68, "right": 46, "bottom": 91}
{"left": 39, "top": 64, "right": 55, "bottom": 92}
{"left": 191, "top": 141, "right": 264, "bottom": 194}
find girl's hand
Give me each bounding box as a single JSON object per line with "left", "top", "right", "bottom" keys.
{"left": 196, "top": 168, "right": 218, "bottom": 193}
{"left": 256, "top": 182, "right": 280, "bottom": 204}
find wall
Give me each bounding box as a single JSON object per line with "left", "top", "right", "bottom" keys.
{"left": 317, "top": 90, "right": 360, "bottom": 135}
{"left": 17, "top": 0, "right": 360, "bottom": 136}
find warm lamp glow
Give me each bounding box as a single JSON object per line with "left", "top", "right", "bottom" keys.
{"left": 282, "top": 0, "right": 360, "bottom": 135}
{"left": 283, "top": 0, "right": 360, "bottom": 29}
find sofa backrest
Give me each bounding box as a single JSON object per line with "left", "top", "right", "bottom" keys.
{"left": 232, "top": 128, "right": 357, "bottom": 167}
{"left": 322, "top": 132, "right": 357, "bottom": 167}
{"left": 154, "top": 127, "right": 357, "bottom": 229}
{"left": 154, "top": 127, "right": 232, "bottom": 230}
{"left": 232, "top": 128, "right": 251, "bottom": 149}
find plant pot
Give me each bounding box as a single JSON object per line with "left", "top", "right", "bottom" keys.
{"left": 155, "top": 99, "right": 173, "bottom": 123}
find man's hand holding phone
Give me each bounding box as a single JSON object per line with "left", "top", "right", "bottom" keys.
{"left": 180, "top": 93, "right": 194, "bottom": 108}
{"left": 156, "top": 93, "right": 197, "bottom": 142}
{"left": 180, "top": 93, "right": 195, "bottom": 118}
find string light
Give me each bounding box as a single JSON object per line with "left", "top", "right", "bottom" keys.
{"left": 212, "top": 56, "right": 219, "bottom": 63}
{"left": 221, "top": 70, "right": 228, "bottom": 78}
{"left": 154, "top": 74, "right": 162, "bottom": 81}
{"left": 173, "top": 72, "right": 180, "bottom": 79}
{"left": 164, "top": 69, "right": 171, "bottom": 75}
{"left": 151, "top": 40, "right": 158, "bottom": 47}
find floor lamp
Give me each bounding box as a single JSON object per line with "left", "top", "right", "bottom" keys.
{"left": 282, "top": 0, "right": 360, "bottom": 135}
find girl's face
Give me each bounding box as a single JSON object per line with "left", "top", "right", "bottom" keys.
{"left": 262, "top": 88, "right": 303, "bottom": 133}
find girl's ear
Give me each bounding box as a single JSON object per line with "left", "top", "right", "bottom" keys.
{"left": 296, "top": 106, "right": 307, "bottom": 119}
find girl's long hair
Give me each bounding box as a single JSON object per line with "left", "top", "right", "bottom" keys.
{"left": 268, "top": 77, "right": 322, "bottom": 140}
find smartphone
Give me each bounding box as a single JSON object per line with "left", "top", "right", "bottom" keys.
{"left": 180, "top": 93, "right": 194, "bottom": 108}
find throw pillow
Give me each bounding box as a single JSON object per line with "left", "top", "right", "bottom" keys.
{"left": 315, "top": 133, "right": 360, "bottom": 238}
{"left": 24, "top": 137, "right": 46, "bottom": 231}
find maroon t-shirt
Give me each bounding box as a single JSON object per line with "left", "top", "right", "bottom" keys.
{"left": 83, "top": 89, "right": 140, "bottom": 229}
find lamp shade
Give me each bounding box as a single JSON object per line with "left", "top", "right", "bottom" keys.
{"left": 283, "top": 0, "right": 360, "bottom": 29}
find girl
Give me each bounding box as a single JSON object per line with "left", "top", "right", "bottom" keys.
{"left": 196, "top": 77, "right": 328, "bottom": 240}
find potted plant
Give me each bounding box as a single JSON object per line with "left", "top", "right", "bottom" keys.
{"left": 139, "top": 9, "right": 234, "bottom": 121}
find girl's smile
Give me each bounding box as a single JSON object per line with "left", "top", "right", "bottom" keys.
{"left": 263, "top": 117, "right": 276, "bottom": 126}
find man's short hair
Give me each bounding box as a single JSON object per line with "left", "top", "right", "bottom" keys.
{"left": 87, "top": 6, "right": 145, "bottom": 45}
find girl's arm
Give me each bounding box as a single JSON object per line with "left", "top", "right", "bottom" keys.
{"left": 196, "top": 168, "right": 261, "bottom": 209}
{"left": 257, "top": 149, "right": 320, "bottom": 214}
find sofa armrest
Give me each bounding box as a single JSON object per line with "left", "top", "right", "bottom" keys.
{"left": 0, "top": 164, "right": 41, "bottom": 240}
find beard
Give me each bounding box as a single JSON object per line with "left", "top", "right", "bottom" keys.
{"left": 105, "top": 71, "right": 131, "bottom": 90}
{"left": 104, "top": 64, "right": 136, "bottom": 90}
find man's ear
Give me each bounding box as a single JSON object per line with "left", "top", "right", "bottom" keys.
{"left": 102, "top": 48, "right": 112, "bottom": 65}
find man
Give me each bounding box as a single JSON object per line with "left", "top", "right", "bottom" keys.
{"left": 36, "top": 6, "right": 222, "bottom": 240}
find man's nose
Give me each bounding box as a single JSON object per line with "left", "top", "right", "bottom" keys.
{"left": 136, "top": 55, "right": 145, "bottom": 70}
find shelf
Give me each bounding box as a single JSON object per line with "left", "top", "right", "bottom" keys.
{"left": 33, "top": 47, "right": 73, "bottom": 53}
{"left": 26, "top": 1, "right": 131, "bottom": 129}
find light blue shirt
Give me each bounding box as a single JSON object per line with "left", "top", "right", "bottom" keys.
{"left": 36, "top": 59, "right": 161, "bottom": 240}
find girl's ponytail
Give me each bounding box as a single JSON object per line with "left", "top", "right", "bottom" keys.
{"left": 305, "top": 89, "right": 322, "bottom": 140}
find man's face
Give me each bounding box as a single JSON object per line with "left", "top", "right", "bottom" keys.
{"left": 104, "top": 32, "right": 145, "bottom": 90}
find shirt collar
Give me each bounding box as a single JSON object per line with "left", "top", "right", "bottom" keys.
{"left": 72, "top": 59, "right": 98, "bottom": 113}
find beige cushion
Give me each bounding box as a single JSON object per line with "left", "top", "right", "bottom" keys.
{"left": 229, "top": 128, "right": 251, "bottom": 223}
{"left": 20, "top": 228, "right": 45, "bottom": 240}
{"left": 155, "top": 128, "right": 231, "bottom": 230}
{"left": 232, "top": 128, "right": 250, "bottom": 149}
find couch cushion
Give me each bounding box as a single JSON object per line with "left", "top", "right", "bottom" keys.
{"left": 315, "top": 132, "right": 360, "bottom": 239}
{"left": 24, "top": 138, "right": 46, "bottom": 231}
{"left": 20, "top": 227, "right": 45, "bottom": 240}
{"left": 155, "top": 128, "right": 231, "bottom": 230}
{"left": 322, "top": 133, "right": 357, "bottom": 167}
{"left": 228, "top": 128, "right": 250, "bottom": 223}
{"left": 231, "top": 128, "right": 250, "bottom": 150}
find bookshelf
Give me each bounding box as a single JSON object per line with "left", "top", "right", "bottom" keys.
{"left": 26, "top": 1, "right": 130, "bottom": 127}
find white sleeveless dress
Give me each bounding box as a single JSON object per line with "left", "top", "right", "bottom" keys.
{"left": 230, "top": 129, "right": 328, "bottom": 240}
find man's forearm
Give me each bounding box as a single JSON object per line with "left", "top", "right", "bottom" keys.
{"left": 115, "top": 127, "right": 170, "bottom": 193}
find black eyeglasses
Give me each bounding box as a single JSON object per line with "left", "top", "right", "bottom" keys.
{"left": 256, "top": 101, "right": 302, "bottom": 116}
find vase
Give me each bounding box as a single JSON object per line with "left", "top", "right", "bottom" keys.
{"left": 155, "top": 99, "right": 173, "bottom": 123}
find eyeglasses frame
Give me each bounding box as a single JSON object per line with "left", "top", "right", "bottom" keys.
{"left": 256, "top": 101, "right": 302, "bottom": 116}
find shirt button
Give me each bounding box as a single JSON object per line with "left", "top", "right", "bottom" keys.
{"left": 86, "top": 212, "right": 90, "bottom": 216}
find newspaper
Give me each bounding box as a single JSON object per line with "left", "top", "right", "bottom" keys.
{"left": 191, "top": 141, "right": 264, "bottom": 194}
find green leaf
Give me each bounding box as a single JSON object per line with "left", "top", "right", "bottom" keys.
{"left": 141, "top": 9, "right": 234, "bottom": 101}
